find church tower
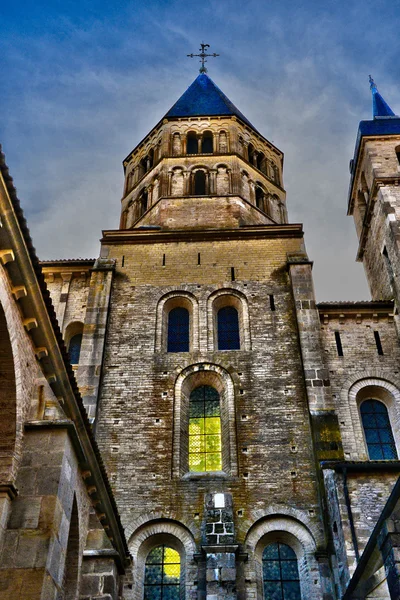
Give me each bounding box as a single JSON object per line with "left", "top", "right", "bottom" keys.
{"left": 91, "top": 66, "right": 340, "bottom": 600}
{"left": 348, "top": 77, "right": 400, "bottom": 307}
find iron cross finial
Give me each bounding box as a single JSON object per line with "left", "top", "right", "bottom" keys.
{"left": 187, "top": 43, "right": 219, "bottom": 73}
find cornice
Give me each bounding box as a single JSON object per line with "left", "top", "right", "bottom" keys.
{"left": 101, "top": 223, "right": 304, "bottom": 245}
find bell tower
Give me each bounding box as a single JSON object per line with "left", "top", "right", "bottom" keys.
{"left": 119, "top": 72, "right": 288, "bottom": 231}
{"left": 348, "top": 77, "right": 400, "bottom": 306}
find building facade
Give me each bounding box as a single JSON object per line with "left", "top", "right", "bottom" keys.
{"left": 1, "top": 71, "right": 400, "bottom": 599}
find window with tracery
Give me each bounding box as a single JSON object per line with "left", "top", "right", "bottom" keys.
{"left": 189, "top": 386, "right": 222, "bottom": 472}
{"left": 262, "top": 543, "right": 301, "bottom": 600}
{"left": 167, "top": 307, "right": 189, "bottom": 352}
{"left": 144, "top": 546, "right": 181, "bottom": 600}
{"left": 360, "top": 399, "right": 398, "bottom": 460}
{"left": 217, "top": 306, "right": 240, "bottom": 350}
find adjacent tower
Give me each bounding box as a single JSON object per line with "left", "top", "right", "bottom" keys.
{"left": 348, "top": 77, "right": 400, "bottom": 307}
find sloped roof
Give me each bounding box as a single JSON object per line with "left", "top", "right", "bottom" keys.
{"left": 164, "top": 73, "right": 256, "bottom": 129}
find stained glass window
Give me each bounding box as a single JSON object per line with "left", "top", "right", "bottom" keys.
{"left": 69, "top": 334, "right": 82, "bottom": 364}
{"left": 144, "top": 546, "right": 181, "bottom": 600}
{"left": 189, "top": 386, "right": 222, "bottom": 472}
{"left": 360, "top": 400, "right": 398, "bottom": 460}
{"left": 262, "top": 543, "right": 301, "bottom": 600}
{"left": 217, "top": 306, "right": 240, "bottom": 350}
{"left": 167, "top": 307, "right": 189, "bottom": 352}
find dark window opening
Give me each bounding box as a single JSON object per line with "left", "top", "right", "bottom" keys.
{"left": 140, "top": 190, "right": 148, "bottom": 215}
{"left": 248, "top": 143, "right": 255, "bottom": 164}
{"left": 217, "top": 306, "right": 240, "bottom": 350}
{"left": 374, "top": 331, "right": 384, "bottom": 355}
{"left": 189, "top": 385, "right": 222, "bottom": 471}
{"left": 144, "top": 545, "right": 181, "bottom": 600}
{"left": 194, "top": 171, "right": 206, "bottom": 195}
{"left": 262, "top": 543, "right": 301, "bottom": 600}
{"left": 187, "top": 133, "right": 198, "bottom": 155}
{"left": 162, "top": 253, "right": 166, "bottom": 266}
{"left": 396, "top": 147, "right": 400, "bottom": 165}
{"left": 335, "top": 331, "right": 343, "bottom": 357}
{"left": 198, "top": 253, "right": 201, "bottom": 265}
{"left": 255, "top": 186, "right": 264, "bottom": 210}
{"left": 69, "top": 334, "right": 82, "bottom": 364}
{"left": 201, "top": 132, "right": 213, "bottom": 153}
{"left": 167, "top": 307, "right": 189, "bottom": 352}
{"left": 231, "top": 266, "right": 235, "bottom": 281}
{"left": 361, "top": 399, "right": 398, "bottom": 460}
{"left": 269, "top": 294, "right": 275, "bottom": 311}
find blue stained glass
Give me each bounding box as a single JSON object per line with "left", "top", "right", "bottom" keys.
{"left": 217, "top": 306, "right": 240, "bottom": 350}
{"left": 263, "top": 543, "right": 301, "bottom": 600}
{"left": 69, "top": 333, "right": 82, "bottom": 364}
{"left": 361, "top": 400, "right": 398, "bottom": 460}
{"left": 167, "top": 307, "right": 189, "bottom": 352}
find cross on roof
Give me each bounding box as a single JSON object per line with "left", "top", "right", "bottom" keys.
{"left": 187, "top": 43, "right": 219, "bottom": 73}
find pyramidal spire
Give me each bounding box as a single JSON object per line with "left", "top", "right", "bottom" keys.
{"left": 369, "top": 75, "right": 396, "bottom": 118}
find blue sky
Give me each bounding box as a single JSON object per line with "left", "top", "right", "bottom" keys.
{"left": 1, "top": 0, "right": 400, "bottom": 300}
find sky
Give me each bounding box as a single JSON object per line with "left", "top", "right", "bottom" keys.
{"left": 1, "top": 0, "right": 400, "bottom": 301}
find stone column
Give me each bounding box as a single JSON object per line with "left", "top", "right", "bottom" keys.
{"left": 202, "top": 493, "right": 237, "bottom": 600}
{"left": 209, "top": 170, "right": 217, "bottom": 195}
{"left": 76, "top": 258, "right": 115, "bottom": 422}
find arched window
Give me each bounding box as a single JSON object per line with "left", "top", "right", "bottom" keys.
{"left": 255, "top": 186, "right": 265, "bottom": 211}
{"left": 257, "top": 152, "right": 266, "bottom": 174}
{"left": 69, "top": 334, "right": 83, "bottom": 365}
{"left": 201, "top": 131, "right": 213, "bottom": 153}
{"left": 186, "top": 132, "right": 198, "bottom": 155}
{"left": 140, "top": 189, "right": 148, "bottom": 215}
{"left": 193, "top": 170, "right": 206, "bottom": 195}
{"left": 167, "top": 307, "right": 189, "bottom": 352}
{"left": 396, "top": 145, "right": 400, "bottom": 165}
{"left": 248, "top": 143, "right": 255, "bottom": 164}
{"left": 189, "top": 385, "right": 222, "bottom": 472}
{"left": 217, "top": 306, "right": 240, "bottom": 350}
{"left": 262, "top": 543, "right": 301, "bottom": 600}
{"left": 144, "top": 545, "right": 181, "bottom": 600}
{"left": 360, "top": 400, "right": 398, "bottom": 459}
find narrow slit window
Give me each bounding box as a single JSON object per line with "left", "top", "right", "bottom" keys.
{"left": 335, "top": 331, "right": 343, "bottom": 357}
{"left": 361, "top": 400, "right": 397, "bottom": 460}
{"left": 262, "top": 543, "right": 301, "bottom": 600}
{"left": 269, "top": 294, "right": 275, "bottom": 311}
{"left": 162, "top": 253, "right": 166, "bottom": 266}
{"left": 189, "top": 385, "right": 222, "bottom": 472}
{"left": 144, "top": 546, "right": 181, "bottom": 600}
{"left": 217, "top": 306, "right": 240, "bottom": 350}
{"left": 231, "top": 267, "right": 235, "bottom": 281}
{"left": 167, "top": 307, "right": 189, "bottom": 352}
{"left": 374, "top": 331, "right": 384, "bottom": 355}
{"left": 198, "top": 252, "right": 201, "bottom": 265}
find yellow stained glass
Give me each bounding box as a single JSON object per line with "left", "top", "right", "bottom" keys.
{"left": 189, "top": 435, "right": 204, "bottom": 453}
{"left": 164, "top": 548, "right": 180, "bottom": 564}
{"left": 189, "top": 453, "right": 206, "bottom": 471}
{"left": 206, "top": 453, "right": 222, "bottom": 471}
{"left": 205, "top": 417, "right": 221, "bottom": 434}
{"left": 205, "top": 434, "right": 221, "bottom": 452}
{"left": 189, "top": 418, "right": 205, "bottom": 435}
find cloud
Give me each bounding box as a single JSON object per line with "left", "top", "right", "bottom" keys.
{"left": 1, "top": 0, "right": 399, "bottom": 299}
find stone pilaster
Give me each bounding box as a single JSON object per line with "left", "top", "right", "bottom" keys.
{"left": 202, "top": 493, "right": 237, "bottom": 600}
{"left": 76, "top": 258, "right": 115, "bottom": 422}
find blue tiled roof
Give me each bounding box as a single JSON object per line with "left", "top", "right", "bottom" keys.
{"left": 347, "top": 117, "right": 400, "bottom": 208}
{"left": 370, "top": 77, "right": 396, "bottom": 118}
{"left": 165, "top": 73, "right": 256, "bottom": 129}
